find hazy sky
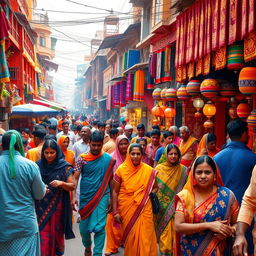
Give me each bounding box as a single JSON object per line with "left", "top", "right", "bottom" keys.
{"left": 36, "top": 0, "right": 132, "bottom": 85}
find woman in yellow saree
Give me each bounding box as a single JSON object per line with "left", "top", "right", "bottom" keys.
{"left": 154, "top": 144, "right": 187, "bottom": 256}
{"left": 112, "top": 143, "right": 158, "bottom": 256}
{"left": 174, "top": 155, "right": 239, "bottom": 256}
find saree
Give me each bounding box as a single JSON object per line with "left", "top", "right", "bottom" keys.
{"left": 179, "top": 136, "right": 198, "bottom": 167}
{"left": 196, "top": 133, "right": 220, "bottom": 158}
{"left": 175, "top": 158, "right": 239, "bottom": 256}
{"left": 114, "top": 153, "right": 158, "bottom": 256}
{"left": 58, "top": 135, "right": 75, "bottom": 166}
{"left": 106, "top": 135, "right": 128, "bottom": 254}
{"left": 36, "top": 144, "right": 75, "bottom": 256}
{"left": 154, "top": 155, "right": 187, "bottom": 256}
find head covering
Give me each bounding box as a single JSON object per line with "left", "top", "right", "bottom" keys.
{"left": 176, "top": 156, "right": 223, "bottom": 223}
{"left": 112, "top": 135, "right": 129, "bottom": 173}
{"left": 58, "top": 135, "right": 69, "bottom": 153}
{"left": 3, "top": 130, "right": 25, "bottom": 179}
{"left": 158, "top": 144, "right": 180, "bottom": 166}
{"left": 124, "top": 124, "right": 133, "bottom": 130}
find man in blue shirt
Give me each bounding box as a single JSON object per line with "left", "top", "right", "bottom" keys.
{"left": 214, "top": 119, "right": 256, "bottom": 255}
{"left": 0, "top": 130, "right": 46, "bottom": 256}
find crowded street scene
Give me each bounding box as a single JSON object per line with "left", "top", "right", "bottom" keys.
{"left": 1, "top": 0, "right": 256, "bottom": 255}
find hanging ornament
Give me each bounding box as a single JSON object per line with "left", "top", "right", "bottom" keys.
{"left": 247, "top": 110, "right": 256, "bottom": 129}
{"left": 203, "top": 120, "right": 214, "bottom": 129}
{"left": 219, "top": 81, "right": 237, "bottom": 97}
{"left": 239, "top": 67, "right": 256, "bottom": 95}
{"left": 165, "top": 88, "right": 177, "bottom": 101}
{"left": 200, "top": 79, "right": 220, "bottom": 99}
{"left": 193, "top": 97, "right": 204, "bottom": 117}
{"left": 237, "top": 103, "right": 251, "bottom": 119}
{"left": 228, "top": 107, "right": 238, "bottom": 119}
{"left": 177, "top": 84, "right": 191, "bottom": 101}
{"left": 203, "top": 101, "right": 216, "bottom": 119}
{"left": 152, "top": 88, "right": 162, "bottom": 101}
{"left": 160, "top": 88, "right": 167, "bottom": 100}
{"left": 227, "top": 44, "right": 245, "bottom": 70}
{"left": 186, "top": 80, "right": 201, "bottom": 96}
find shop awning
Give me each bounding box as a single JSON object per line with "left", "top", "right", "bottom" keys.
{"left": 32, "top": 97, "right": 67, "bottom": 112}
{"left": 123, "top": 62, "right": 148, "bottom": 74}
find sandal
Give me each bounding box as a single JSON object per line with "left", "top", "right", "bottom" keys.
{"left": 104, "top": 250, "right": 118, "bottom": 255}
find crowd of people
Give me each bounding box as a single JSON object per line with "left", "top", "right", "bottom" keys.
{"left": 0, "top": 114, "right": 256, "bottom": 256}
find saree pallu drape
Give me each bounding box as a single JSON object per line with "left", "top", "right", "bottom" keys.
{"left": 126, "top": 73, "right": 133, "bottom": 102}
{"left": 154, "top": 163, "right": 187, "bottom": 255}
{"left": 133, "top": 70, "right": 144, "bottom": 102}
{"left": 176, "top": 186, "right": 238, "bottom": 256}
{"left": 114, "top": 163, "right": 158, "bottom": 256}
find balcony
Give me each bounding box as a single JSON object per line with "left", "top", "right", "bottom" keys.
{"left": 9, "top": 67, "right": 19, "bottom": 80}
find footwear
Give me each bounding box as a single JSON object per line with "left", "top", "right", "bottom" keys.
{"left": 104, "top": 250, "right": 118, "bottom": 255}
{"left": 84, "top": 248, "right": 92, "bottom": 256}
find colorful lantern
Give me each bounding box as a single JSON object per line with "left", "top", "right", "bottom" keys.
{"left": 203, "top": 101, "right": 216, "bottom": 119}
{"left": 247, "top": 110, "right": 256, "bottom": 129}
{"left": 237, "top": 103, "right": 251, "bottom": 119}
{"left": 194, "top": 112, "right": 202, "bottom": 118}
{"left": 160, "top": 105, "right": 167, "bottom": 112}
{"left": 193, "top": 98, "right": 204, "bottom": 110}
{"left": 219, "top": 81, "right": 237, "bottom": 97}
{"left": 203, "top": 120, "right": 214, "bottom": 129}
{"left": 160, "top": 88, "right": 167, "bottom": 100}
{"left": 164, "top": 107, "right": 176, "bottom": 118}
{"left": 200, "top": 79, "right": 220, "bottom": 99}
{"left": 228, "top": 107, "right": 238, "bottom": 119}
{"left": 152, "top": 105, "right": 164, "bottom": 117}
{"left": 152, "top": 88, "right": 162, "bottom": 100}
{"left": 177, "top": 84, "right": 191, "bottom": 101}
{"left": 239, "top": 67, "right": 256, "bottom": 95}
{"left": 227, "top": 44, "right": 245, "bottom": 70}
{"left": 186, "top": 80, "right": 201, "bottom": 96}
{"left": 165, "top": 88, "right": 177, "bottom": 101}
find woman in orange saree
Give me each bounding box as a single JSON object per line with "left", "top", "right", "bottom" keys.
{"left": 174, "top": 155, "right": 239, "bottom": 256}
{"left": 112, "top": 144, "right": 158, "bottom": 256}
{"left": 58, "top": 135, "right": 75, "bottom": 166}
{"left": 196, "top": 133, "right": 220, "bottom": 158}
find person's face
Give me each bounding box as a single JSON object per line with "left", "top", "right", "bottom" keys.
{"left": 164, "top": 135, "right": 173, "bottom": 145}
{"left": 90, "top": 141, "right": 103, "bottom": 155}
{"left": 118, "top": 128, "right": 124, "bottom": 136}
{"left": 118, "top": 139, "right": 129, "bottom": 155}
{"left": 180, "top": 129, "right": 189, "bottom": 140}
{"left": 63, "top": 124, "right": 69, "bottom": 133}
{"left": 138, "top": 140, "right": 147, "bottom": 153}
{"left": 167, "top": 148, "right": 179, "bottom": 164}
{"left": 194, "top": 161, "right": 216, "bottom": 189}
{"left": 81, "top": 128, "right": 91, "bottom": 141}
{"left": 137, "top": 128, "right": 145, "bottom": 137}
{"left": 130, "top": 147, "right": 142, "bottom": 166}
{"left": 49, "top": 129, "right": 56, "bottom": 135}
{"left": 207, "top": 140, "right": 216, "bottom": 151}
{"left": 125, "top": 128, "right": 133, "bottom": 138}
{"left": 22, "top": 132, "right": 29, "bottom": 139}
{"left": 34, "top": 136, "right": 40, "bottom": 146}
{"left": 151, "top": 135, "right": 160, "bottom": 146}
{"left": 98, "top": 126, "right": 105, "bottom": 134}
{"left": 44, "top": 147, "right": 57, "bottom": 164}
{"left": 106, "top": 124, "right": 111, "bottom": 134}
{"left": 63, "top": 137, "right": 69, "bottom": 149}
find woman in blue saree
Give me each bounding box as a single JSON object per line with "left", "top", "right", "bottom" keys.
{"left": 175, "top": 155, "right": 239, "bottom": 256}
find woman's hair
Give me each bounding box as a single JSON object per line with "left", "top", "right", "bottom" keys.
{"left": 207, "top": 133, "right": 217, "bottom": 143}
{"left": 136, "top": 137, "right": 147, "bottom": 145}
{"left": 193, "top": 155, "right": 217, "bottom": 173}
{"left": 129, "top": 143, "right": 143, "bottom": 154}
{"left": 41, "top": 139, "right": 59, "bottom": 161}
{"left": 166, "top": 143, "right": 181, "bottom": 159}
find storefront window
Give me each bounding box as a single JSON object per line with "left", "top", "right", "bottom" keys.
{"left": 39, "top": 36, "right": 45, "bottom": 47}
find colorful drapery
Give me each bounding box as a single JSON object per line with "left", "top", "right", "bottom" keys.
{"left": 133, "top": 70, "right": 144, "bottom": 102}
{"left": 106, "top": 85, "right": 111, "bottom": 111}
{"left": 126, "top": 73, "right": 133, "bottom": 102}
{"left": 156, "top": 50, "right": 162, "bottom": 84}
{"left": 244, "top": 31, "right": 256, "bottom": 62}
{"left": 120, "top": 81, "right": 126, "bottom": 107}
{"left": 149, "top": 53, "right": 157, "bottom": 78}
{"left": 162, "top": 45, "right": 172, "bottom": 82}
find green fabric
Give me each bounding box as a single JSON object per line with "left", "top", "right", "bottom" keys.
{"left": 4, "top": 130, "right": 25, "bottom": 179}
{"left": 158, "top": 145, "right": 168, "bottom": 165}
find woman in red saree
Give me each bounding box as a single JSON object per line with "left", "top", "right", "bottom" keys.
{"left": 196, "top": 133, "right": 220, "bottom": 158}
{"left": 175, "top": 155, "right": 239, "bottom": 256}
{"left": 112, "top": 143, "right": 158, "bottom": 256}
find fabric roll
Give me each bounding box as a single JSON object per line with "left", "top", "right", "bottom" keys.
{"left": 126, "top": 73, "right": 133, "bottom": 102}
{"left": 133, "top": 70, "right": 144, "bottom": 102}
{"left": 150, "top": 53, "right": 157, "bottom": 78}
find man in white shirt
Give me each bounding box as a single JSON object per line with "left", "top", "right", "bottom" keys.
{"left": 73, "top": 126, "right": 91, "bottom": 159}
{"left": 56, "top": 121, "right": 76, "bottom": 149}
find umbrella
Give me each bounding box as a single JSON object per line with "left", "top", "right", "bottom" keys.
{"left": 11, "top": 104, "right": 59, "bottom": 116}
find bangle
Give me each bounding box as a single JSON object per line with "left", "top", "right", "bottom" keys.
{"left": 112, "top": 210, "right": 119, "bottom": 216}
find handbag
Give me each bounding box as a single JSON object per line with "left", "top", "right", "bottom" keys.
{"left": 149, "top": 192, "right": 161, "bottom": 214}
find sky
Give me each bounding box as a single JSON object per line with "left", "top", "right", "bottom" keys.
{"left": 35, "top": 0, "right": 132, "bottom": 87}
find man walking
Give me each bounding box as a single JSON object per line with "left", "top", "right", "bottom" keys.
{"left": 73, "top": 131, "right": 115, "bottom": 256}
{"left": 73, "top": 126, "right": 91, "bottom": 159}
{"left": 0, "top": 130, "right": 46, "bottom": 255}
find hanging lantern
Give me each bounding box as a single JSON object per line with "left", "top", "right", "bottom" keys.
{"left": 203, "top": 101, "right": 216, "bottom": 119}
{"left": 193, "top": 98, "right": 204, "bottom": 110}
{"left": 160, "top": 105, "right": 167, "bottom": 112}
{"left": 165, "top": 88, "right": 177, "bottom": 101}
{"left": 194, "top": 112, "right": 202, "bottom": 118}
{"left": 177, "top": 84, "right": 191, "bottom": 101}
{"left": 164, "top": 107, "right": 176, "bottom": 118}
{"left": 186, "top": 80, "right": 201, "bottom": 96}
{"left": 152, "top": 88, "right": 162, "bottom": 101}
{"left": 152, "top": 105, "right": 164, "bottom": 117}
{"left": 203, "top": 120, "right": 214, "bottom": 129}
{"left": 228, "top": 107, "right": 238, "bottom": 119}
{"left": 235, "top": 92, "right": 246, "bottom": 101}
{"left": 239, "top": 67, "right": 256, "bottom": 95}
{"left": 236, "top": 103, "right": 251, "bottom": 119}
{"left": 219, "top": 81, "right": 237, "bottom": 97}
{"left": 160, "top": 88, "right": 167, "bottom": 100}
{"left": 247, "top": 110, "right": 256, "bottom": 129}
{"left": 227, "top": 44, "right": 245, "bottom": 70}
{"left": 200, "top": 79, "right": 220, "bottom": 99}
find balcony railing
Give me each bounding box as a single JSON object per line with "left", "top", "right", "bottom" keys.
{"left": 9, "top": 67, "right": 19, "bottom": 80}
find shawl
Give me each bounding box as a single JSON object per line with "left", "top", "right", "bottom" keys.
{"left": 197, "top": 133, "right": 220, "bottom": 158}
{"left": 111, "top": 135, "right": 128, "bottom": 173}
{"left": 179, "top": 136, "right": 198, "bottom": 156}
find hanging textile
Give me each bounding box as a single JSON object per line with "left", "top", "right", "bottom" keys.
{"left": 112, "top": 82, "right": 120, "bottom": 107}
{"left": 147, "top": 71, "right": 154, "bottom": 90}
{"left": 126, "top": 73, "right": 133, "bottom": 102}
{"left": 120, "top": 81, "right": 126, "bottom": 107}
{"left": 156, "top": 50, "right": 162, "bottom": 84}
{"left": 195, "top": 59, "right": 203, "bottom": 77}
{"left": 244, "top": 31, "right": 256, "bottom": 62}
{"left": 122, "top": 52, "right": 128, "bottom": 72}
{"left": 106, "top": 85, "right": 111, "bottom": 111}
{"left": 160, "top": 49, "right": 165, "bottom": 80}
{"left": 162, "top": 45, "right": 172, "bottom": 82}
{"left": 149, "top": 53, "right": 157, "bottom": 78}
{"left": 215, "top": 46, "right": 226, "bottom": 70}
{"left": 111, "top": 84, "right": 114, "bottom": 108}
{"left": 228, "top": 0, "right": 240, "bottom": 45}
{"left": 187, "top": 62, "right": 195, "bottom": 80}
{"left": 133, "top": 70, "right": 144, "bottom": 102}
{"left": 202, "top": 54, "right": 211, "bottom": 75}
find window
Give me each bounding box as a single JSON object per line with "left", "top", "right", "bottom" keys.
{"left": 51, "top": 37, "right": 57, "bottom": 50}
{"left": 155, "top": 0, "right": 162, "bottom": 25}
{"left": 39, "top": 36, "right": 45, "bottom": 47}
